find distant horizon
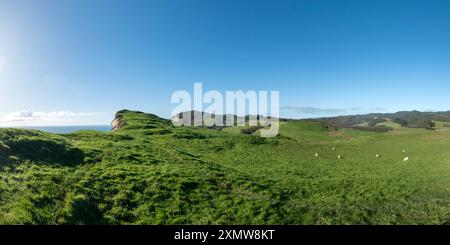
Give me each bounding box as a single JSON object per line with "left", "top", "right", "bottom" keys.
{"left": 0, "top": 124, "right": 112, "bottom": 134}
{"left": 1, "top": 107, "right": 449, "bottom": 127}
{"left": 0, "top": 124, "right": 111, "bottom": 127}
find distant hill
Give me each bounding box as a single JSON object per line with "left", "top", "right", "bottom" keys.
{"left": 171, "top": 110, "right": 288, "bottom": 130}
{"left": 172, "top": 110, "right": 450, "bottom": 131}
{"left": 112, "top": 109, "right": 172, "bottom": 131}
{"left": 308, "top": 110, "right": 450, "bottom": 131}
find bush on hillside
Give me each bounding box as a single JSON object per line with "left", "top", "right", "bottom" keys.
{"left": 240, "top": 126, "right": 264, "bottom": 135}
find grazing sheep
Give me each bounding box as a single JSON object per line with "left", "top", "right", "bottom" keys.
{"left": 402, "top": 149, "right": 406, "bottom": 153}
{"left": 337, "top": 155, "right": 343, "bottom": 159}
{"left": 403, "top": 156, "right": 409, "bottom": 162}
{"left": 332, "top": 147, "right": 336, "bottom": 151}
{"left": 314, "top": 153, "right": 319, "bottom": 157}
{"left": 376, "top": 154, "right": 380, "bottom": 158}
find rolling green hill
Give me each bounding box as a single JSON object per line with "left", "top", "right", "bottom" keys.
{"left": 1, "top": 110, "right": 450, "bottom": 224}
{"left": 313, "top": 110, "right": 450, "bottom": 130}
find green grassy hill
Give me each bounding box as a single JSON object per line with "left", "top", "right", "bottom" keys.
{"left": 314, "top": 110, "right": 450, "bottom": 130}
{"left": 1, "top": 110, "right": 450, "bottom": 224}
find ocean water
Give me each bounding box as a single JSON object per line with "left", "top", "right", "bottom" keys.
{"left": 1, "top": 125, "right": 111, "bottom": 134}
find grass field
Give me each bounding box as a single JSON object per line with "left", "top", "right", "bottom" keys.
{"left": 1, "top": 110, "right": 450, "bottom": 224}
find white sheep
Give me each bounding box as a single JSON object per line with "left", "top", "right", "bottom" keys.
{"left": 314, "top": 153, "right": 319, "bottom": 157}
{"left": 337, "top": 155, "right": 343, "bottom": 159}
{"left": 332, "top": 147, "right": 336, "bottom": 151}
{"left": 402, "top": 149, "right": 406, "bottom": 153}
{"left": 403, "top": 156, "right": 409, "bottom": 162}
{"left": 376, "top": 154, "right": 380, "bottom": 158}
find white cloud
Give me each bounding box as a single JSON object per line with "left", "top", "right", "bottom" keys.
{"left": 370, "top": 107, "right": 387, "bottom": 112}
{"left": 281, "top": 106, "right": 347, "bottom": 114}
{"left": 281, "top": 106, "right": 389, "bottom": 115}
{"left": 280, "top": 106, "right": 390, "bottom": 118}
{"left": 0, "top": 110, "right": 103, "bottom": 123}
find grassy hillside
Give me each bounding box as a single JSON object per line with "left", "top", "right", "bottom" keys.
{"left": 314, "top": 110, "right": 450, "bottom": 130}
{"left": 1, "top": 110, "right": 450, "bottom": 224}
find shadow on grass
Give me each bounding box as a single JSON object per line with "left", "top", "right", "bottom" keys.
{"left": 5, "top": 138, "right": 84, "bottom": 166}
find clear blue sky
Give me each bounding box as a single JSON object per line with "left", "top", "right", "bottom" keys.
{"left": 1, "top": 0, "right": 450, "bottom": 125}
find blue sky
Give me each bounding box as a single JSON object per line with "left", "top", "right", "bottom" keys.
{"left": 0, "top": 0, "right": 450, "bottom": 125}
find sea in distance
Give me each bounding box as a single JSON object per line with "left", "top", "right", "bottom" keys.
{"left": 0, "top": 125, "right": 111, "bottom": 134}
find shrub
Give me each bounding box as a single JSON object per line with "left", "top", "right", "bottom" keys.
{"left": 240, "top": 126, "right": 264, "bottom": 135}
